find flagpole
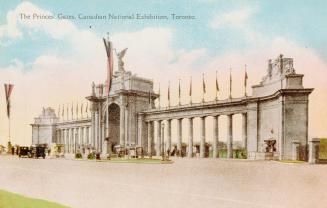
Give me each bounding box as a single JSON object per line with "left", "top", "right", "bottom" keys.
{"left": 244, "top": 64, "right": 248, "bottom": 97}
{"left": 202, "top": 73, "right": 205, "bottom": 103}
{"left": 189, "top": 76, "right": 192, "bottom": 105}
{"left": 158, "top": 83, "right": 161, "bottom": 109}
{"left": 178, "top": 79, "right": 181, "bottom": 106}
{"left": 229, "top": 67, "right": 232, "bottom": 99}
{"left": 168, "top": 81, "right": 170, "bottom": 108}
{"left": 215, "top": 70, "right": 218, "bottom": 101}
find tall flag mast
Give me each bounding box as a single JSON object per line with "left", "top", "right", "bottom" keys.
{"left": 62, "top": 104, "right": 64, "bottom": 120}
{"left": 244, "top": 64, "right": 248, "bottom": 97}
{"left": 167, "top": 81, "right": 170, "bottom": 108}
{"left": 4, "top": 83, "right": 14, "bottom": 142}
{"left": 229, "top": 67, "right": 232, "bottom": 99}
{"left": 178, "top": 79, "right": 181, "bottom": 106}
{"left": 158, "top": 83, "right": 161, "bottom": 108}
{"left": 202, "top": 73, "right": 206, "bottom": 103}
{"left": 66, "top": 103, "right": 68, "bottom": 120}
{"left": 215, "top": 70, "right": 219, "bottom": 101}
{"left": 189, "top": 76, "right": 192, "bottom": 104}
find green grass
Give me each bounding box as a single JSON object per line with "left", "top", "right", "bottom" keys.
{"left": 108, "top": 158, "right": 173, "bottom": 164}
{"left": 319, "top": 138, "right": 327, "bottom": 159}
{"left": 279, "top": 160, "right": 306, "bottom": 164}
{"left": 0, "top": 189, "right": 68, "bottom": 208}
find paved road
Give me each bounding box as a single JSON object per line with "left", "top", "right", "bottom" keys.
{"left": 0, "top": 156, "right": 326, "bottom": 208}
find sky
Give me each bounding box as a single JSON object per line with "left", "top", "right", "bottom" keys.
{"left": 0, "top": 0, "right": 326, "bottom": 146}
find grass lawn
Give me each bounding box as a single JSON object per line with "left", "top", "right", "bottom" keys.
{"left": 278, "top": 160, "right": 306, "bottom": 164}
{"left": 0, "top": 190, "right": 68, "bottom": 208}
{"left": 107, "top": 158, "right": 174, "bottom": 164}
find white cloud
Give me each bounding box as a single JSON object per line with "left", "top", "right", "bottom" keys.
{"left": 210, "top": 7, "right": 255, "bottom": 29}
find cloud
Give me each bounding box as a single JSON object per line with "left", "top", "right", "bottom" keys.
{"left": 210, "top": 7, "right": 255, "bottom": 29}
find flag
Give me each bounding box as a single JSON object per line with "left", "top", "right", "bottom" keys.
{"left": 216, "top": 71, "right": 219, "bottom": 92}
{"left": 66, "top": 104, "right": 68, "bottom": 119}
{"left": 189, "top": 76, "right": 192, "bottom": 96}
{"left": 167, "top": 82, "right": 170, "bottom": 101}
{"left": 4, "top": 84, "right": 14, "bottom": 118}
{"left": 103, "top": 38, "right": 114, "bottom": 95}
{"left": 244, "top": 65, "right": 248, "bottom": 87}
{"left": 178, "top": 79, "right": 181, "bottom": 99}
{"left": 81, "top": 103, "right": 83, "bottom": 116}
{"left": 76, "top": 103, "right": 79, "bottom": 118}
{"left": 202, "top": 74, "right": 206, "bottom": 94}
{"left": 229, "top": 67, "right": 232, "bottom": 98}
{"left": 58, "top": 105, "right": 60, "bottom": 118}
{"left": 71, "top": 102, "right": 73, "bottom": 118}
{"left": 62, "top": 104, "right": 64, "bottom": 118}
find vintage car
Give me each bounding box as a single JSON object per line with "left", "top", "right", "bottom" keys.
{"left": 30, "top": 145, "right": 46, "bottom": 159}
{"left": 18, "top": 146, "right": 30, "bottom": 158}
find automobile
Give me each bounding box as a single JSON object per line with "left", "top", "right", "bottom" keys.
{"left": 18, "top": 146, "right": 30, "bottom": 158}
{"left": 30, "top": 146, "right": 46, "bottom": 159}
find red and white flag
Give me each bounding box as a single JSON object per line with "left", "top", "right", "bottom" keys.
{"left": 103, "top": 38, "right": 114, "bottom": 95}
{"left": 4, "top": 84, "right": 14, "bottom": 118}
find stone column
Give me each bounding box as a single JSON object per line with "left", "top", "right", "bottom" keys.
{"left": 147, "top": 121, "right": 153, "bottom": 158}
{"left": 177, "top": 118, "right": 183, "bottom": 154}
{"left": 242, "top": 113, "right": 248, "bottom": 150}
{"left": 95, "top": 110, "right": 99, "bottom": 152}
{"left": 200, "top": 116, "right": 206, "bottom": 158}
{"left": 91, "top": 102, "right": 96, "bottom": 150}
{"left": 308, "top": 138, "right": 320, "bottom": 164}
{"left": 61, "top": 129, "right": 64, "bottom": 144}
{"left": 120, "top": 104, "right": 125, "bottom": 146}
{"left": 167, "top": 119, "right": 172, "bottom": 152}
{"left": 227, "top": 114, "right": 233, "bottom": 158}
{"left": 125, "top": 106, "right": 129, "bottom": 147}
{"left": 292, "top": 140, "right": 300, "bottom": 160}
{"left": 213, "top": 115, "right": 219, "bottom": 158}
{"left": 138, "top": 114, "right": 144, "bottom": 147}
{"left": 188, "top": 117, "right": 194, "bottom": 158}
{"left": 156, "top": 120, "right": 162, "bottom": 156}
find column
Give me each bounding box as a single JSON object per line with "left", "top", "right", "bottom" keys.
{"left": 200, "top": 116, "right": 206, "bottom": 158}
{"left": 91, "top": 102, "right": 96, "bottom": 149}
{"left": 242, "top": 113, "right": 248, "bottom": 150}
{"left": 167, "top": 119, "right": 172, "bottom": 152}
{"left": 227, "top": 114, "right": 233, "bottom": 158}
{"left": 188, "top": 117, "right": 194, "bottom": 158}
{"left": 95, "top": 111, "right": 99, "bottom": 151}
{"left": 138, "top": 114, "right": 144, "bottom": 147}
{"left": 147, "top": 121, "right": 153, "bottom": 158}
{"left": 161, "top": 123, "right": 165, "bottom": 157}
{"left": 177, "top": 118, "right": 182, "bottom": 154}
{"left": 120, "top": 105, "right": 125, "bottom": 146}
{"left": 156, "top": 120, "right": 162, "bottom": 156}
{"left": 308, "top": 138, "right": 320, "bottom": 164}
{"left": 61, "top": 129, "right": 64, "bottom": 144}
{"left": 213, "top": 115, "right": 219, "bottom": 158}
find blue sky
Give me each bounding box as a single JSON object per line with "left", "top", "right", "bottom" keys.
{"left": 1, "top": 0, "right": 327, "bottom": 67}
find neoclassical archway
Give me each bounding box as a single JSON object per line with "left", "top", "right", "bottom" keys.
{"left": 107, "top": 103, "right": 120, "bottom": 151}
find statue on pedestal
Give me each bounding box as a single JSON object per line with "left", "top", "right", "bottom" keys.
{"left": 116, "top": 48, "right": 128, "bottom": 72}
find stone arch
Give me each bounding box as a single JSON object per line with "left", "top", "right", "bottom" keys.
{"left": 107, "top": 103, "right": 120, "bottom": 152}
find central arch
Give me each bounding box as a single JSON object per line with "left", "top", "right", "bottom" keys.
{"left": 107, "top": 103, "right": 120, "bottom": 152}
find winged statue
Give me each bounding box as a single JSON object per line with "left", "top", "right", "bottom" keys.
{"left": 116, "top": 48, "right": 128, "bottom": 71}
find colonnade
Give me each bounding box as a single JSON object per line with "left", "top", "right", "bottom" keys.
{"left": 56, "top": 126, "right": 91, "bottom": 154}
{"left": 145, "top": 112, "right": 247, "bottom": 158}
